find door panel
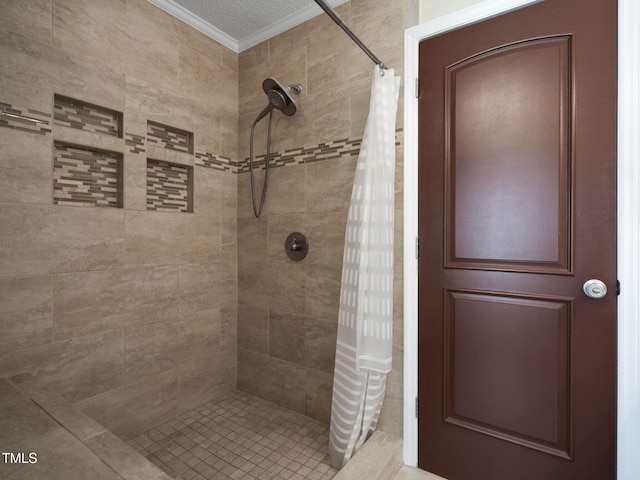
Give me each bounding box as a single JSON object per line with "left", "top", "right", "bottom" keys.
{"left": 417, "top": 0, "right": 617, "bottom": 479}
{"left": 445, "top": 36, "right": 572, "bottom": 273}
{"left": 443, "top": 289, "right": 572, "bottom": 459}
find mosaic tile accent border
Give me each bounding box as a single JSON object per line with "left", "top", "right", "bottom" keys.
{"left": 227, "top": 128, "right": 403, "bottom": 174}
{"left": 125, "top": 132, "right": 146, "bottom": 154}
{"left": 0, "top": 102, "right": 52, "bottom": 135}
{"left": 147, "top": 121, "right": 193, "bottom": 154}
{"left": 54, "top": 94, "right": 122, "bottom": 137}
{"left": 147, "top": 159, "right": 193, "bottom": 213}
{"left": 54, "top": 142, "right": 122, "bottom": 208}
{"left": 194, "top": 152, "right": 239, "bottom": 172}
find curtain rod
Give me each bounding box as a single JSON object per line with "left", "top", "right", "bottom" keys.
{"left": 313, "top": 0, "right": 387, "bottom": 72}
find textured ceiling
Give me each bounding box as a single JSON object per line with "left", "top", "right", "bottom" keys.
{"left": 148, "top": 0, "right": 347, "bottom": 52}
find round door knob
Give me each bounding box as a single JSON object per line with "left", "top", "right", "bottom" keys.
{"left": 583, "top": 279, "right": 607, "bottom": 299}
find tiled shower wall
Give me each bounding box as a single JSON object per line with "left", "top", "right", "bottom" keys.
{"left": 236, "top": 0, "right": 410, "bottom": 434}
{"left": 0, "top": 0, "right": 416, "bottom": 445}
{"left": 0, "top": 0, "right": 238, "bottom": 439}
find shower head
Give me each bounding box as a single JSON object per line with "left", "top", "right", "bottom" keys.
{"left": 262, "top": 77, "right": 300, "bottom": 116}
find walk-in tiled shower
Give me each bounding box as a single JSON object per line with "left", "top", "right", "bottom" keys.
{"left": 0, "top": 0, "right": 406, "bottom": 479}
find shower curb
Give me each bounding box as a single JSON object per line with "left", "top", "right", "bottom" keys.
{"left": 334, "top": 431, "right": 403, "bottom": 480}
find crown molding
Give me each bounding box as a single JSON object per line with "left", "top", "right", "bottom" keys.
{"left": 148, "top": 0, "right": 347, "bottom": 53}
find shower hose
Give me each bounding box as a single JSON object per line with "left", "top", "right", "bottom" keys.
{"left": 249, "top": 108, "right": 273, "bottom": 218}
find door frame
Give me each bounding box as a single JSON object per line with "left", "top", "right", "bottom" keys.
{"left": 402, "top": 0, "right": 640, "bottom": 477}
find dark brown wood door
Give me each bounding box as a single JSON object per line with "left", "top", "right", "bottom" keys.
{"left": 417, "top": 1, "right": 617, "bottom": 479}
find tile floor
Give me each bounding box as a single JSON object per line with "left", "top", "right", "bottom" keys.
{"left": 127, "top": 390, "right": 338, "bottom": 480}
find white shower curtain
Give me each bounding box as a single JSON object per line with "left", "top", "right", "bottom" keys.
{"left": 329, "top": 65, "right": 400, "bottom": 469}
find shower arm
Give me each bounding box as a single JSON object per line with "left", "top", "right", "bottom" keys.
{"left": 313, "top": 0, "right": 387, "bottom": 73}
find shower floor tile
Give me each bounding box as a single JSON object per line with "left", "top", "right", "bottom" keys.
{"left": 127, "top": 390, "right": 338, "bottom": 480}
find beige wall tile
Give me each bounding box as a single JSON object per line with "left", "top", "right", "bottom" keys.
{"left": 306, "top": 155, "right": 358, "bottom": 213}
{"left": 220, "top": 304, "right": 238, "bottom": 386}
{"left": 125, "top": 77, "right": 212, "bottom": 148}
{"left": 221, "top": 215, "right": 238, "bottom": 260}
{"left": 0, "top": 0, "right": 52, "bottom": 45}
{"left": 351, "top": 0, "right": 405, "bottom": 72}
{"left": 0, "top": 27, "right": 124, "bottom": 111}
{"left": 303, "top": 3, "right": 372, "bottom": 96}
{"left": 124, "top": 210, "right": 220, "bottom": 266}
{"left": 195, "top": 166, "right": 238, "bottom": 217}
{"left": 0, "top": 129, "right": 53, "bottom": 206}
{"left": 305, "top": 264, "right": 342, "bottom": 320}
{"left": 257, "top": 165, "right": 306, "bottom": 216}
{"left": 305, "top": 369, "right": 334, "bottom": 423}
{"left": 275, "top": 86, "right": 352, "bottom": 152}
{"left": 237, "top": 347, "right": 306, "bottom": 413}
{"left": 219, "top": 106, "right": 240, "bottom": 159}
{"left": 124, "top": 309, "right": 221, "bottom": 383}
{"left": 179, "top": 47, "right": 238, "bottom": 113}
{"left": 237, "top": 304, "right": 269, "bottom": 354}
{"left": 75, "top": 370, "right": 183, "bottom": 439}
{"left": 0, "top": 329, "right": 125, "bottom": 403}
{"left": 177, "top": 262, "right": 236, "bottom": 312}
{"left": 237, "top": 170, "right": 266, "bottom": 218}
{"left": 0, "top": 204, "right": 126, "bottom": 277}
{"left": 0, "top": 32, "right": 55, "bottom": 109}
{"left": 303, "top": 317, "right": 337, "bottom": 374}
{"left": 269, "top": 310, "right": 307, "bottom": 365}
{"left": 304, "top": 211, "right": 348, "bottom": 266}
{"left": 239, "top": 41, "right": 269, "bottom": 76}
{"left": 123, "top": 153, "right": 148, "bottom": 211}
{"left": 221, "top": 45, "right": 238, "bottom": 73}
{"left": 53, "top": 266, "right": 180, "bottom": 341}
{"left": 75, "top": 355, "right": 230, "bottom": 439}
{"left": 238, "top": 261, "right": 306, "bottom": 314}
{"left": 0, "top": 276, "right": 53, "bottom": 354}
{"left": 237, "top": 216, "right": 268, "bottom": 263}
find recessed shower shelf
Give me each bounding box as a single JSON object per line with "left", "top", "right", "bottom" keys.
{"left": 53, "top": 142, "right": 123, "bottom": 208}
{"left": 147, "top": 121, "right": 194, "bottom": 154}
{"left": 54, "top": 94, "right": 123, "bottom": 138}
{"left": 146, "top": 158, "right": 194, "bottom": 213}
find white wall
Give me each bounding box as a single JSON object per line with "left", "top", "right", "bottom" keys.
{"left": 419, "top": 0, "right": 485, "bottom": 22}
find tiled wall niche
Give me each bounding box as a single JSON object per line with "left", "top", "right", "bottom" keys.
{"left": 54, "top": 142, "right": 123, "bottom": 208}
{"left": 147, "top": 120, "right": 194, "bottom": 154}
{"left": 54, "top": 94, "right": 123, "bottom": 138}
{"left": 146, "top": 159, "right": 194, "bottom": 212}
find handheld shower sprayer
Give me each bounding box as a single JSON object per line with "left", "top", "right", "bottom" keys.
{"left": 249, "top": 77, "right": 302, "bottom": 217}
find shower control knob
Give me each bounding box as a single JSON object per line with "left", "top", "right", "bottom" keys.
{"left": 285, "top": 232, "right": 308, "bottom": 261}
{"left": 583, "top": 279, "right": 607, "bottom": 299}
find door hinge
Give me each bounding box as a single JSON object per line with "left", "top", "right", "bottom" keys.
{"left": 415, "top": 236, "right": 420, "bottom": 259}
{"left": 415, "top": 396, "right": 420, "bottom": 418}
{"left": 617, "top": 280, "right": 620, "bottom": 296}
{"left": 415, "top": 77, "right": 420, "bottom": 99}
